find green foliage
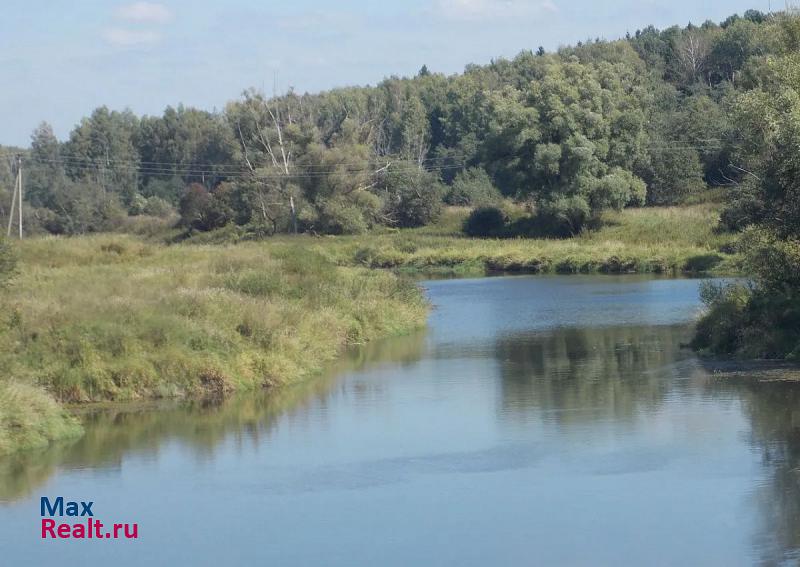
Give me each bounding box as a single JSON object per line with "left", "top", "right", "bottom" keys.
{"left": 0, "top": 236, "right": 428, "bottom": 452}
{"left": 445, "top": 168, "right": 502, "bottom": 206}
{"left": 694, "top": 26, "right": 800, "bottom": 359}
{"left": 178, "top": 183, "right": 232, "bottom": 232}
{"left": 380, "top": 168, "right": 444, "bottom": 228}
{"left": 719, "top": 178, "right": 765, "bottom": 231}
{"left": 64, "top": 107, "right": 141, "bottom": 207}
{"left": 9, "top": 11, "right": 799, "bottom": 240}
{"left": 742, "top": 229, "right": 800, "bottom": 294}
{"left": 143, "top": 196, "right": 175, "bottom": 218}
{"left": 589, "top": 169, "right": 647, "bottom": 211}
{"left": 316, "top": 194, "right": 375, "bottom": 235}
{"left": 535, "top": 196, "right": 592, "bottom": 237}
{"left": 692, "top": 281, "right": 752, "bottom": 354}
{"left": 646, "top": 145, "right": 706, "bottom": 205}
{"left": 464, "top": 206, "right": 507, "bottom": 237}
{"left": 40, "top": 180, "right": 127, "bottom": 235}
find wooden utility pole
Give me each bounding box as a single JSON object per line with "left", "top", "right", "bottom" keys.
{"left": 6, "top": 155, "right": 22, "bottom": 239}
{"left": 17, "top": 156, "right": 22, "bottom": 239}
{"left": 6, "top": 163, "right": 17, "bottom": 238}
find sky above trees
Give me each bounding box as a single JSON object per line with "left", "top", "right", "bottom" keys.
{"left": 0, "top": 0, "right": 768, "bottom": 145}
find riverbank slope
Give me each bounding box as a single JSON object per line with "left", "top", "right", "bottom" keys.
{"left": 0, "top": 239, "right": 428, "bottom": 454}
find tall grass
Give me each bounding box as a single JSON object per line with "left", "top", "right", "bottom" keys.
{"left": 0, "top": 382, "right": 82, "bottom": 455}
{"left": 304, "top": 204, "right": 741, "bottom": 276}
{"left": 0, "top": 236, "right": 427, "bottom": 453}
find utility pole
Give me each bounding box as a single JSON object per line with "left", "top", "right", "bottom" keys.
{"left": 6, "top": 161, "right": 17, "bottom": 238}
{"left": 17, "top": 156, "right": 22, "bottom": 239}
{"left": 6, "top": 155, "right": 22, "bottom": 239}
{"left": 290, "top": 194, "right": 297, "bottom": 235}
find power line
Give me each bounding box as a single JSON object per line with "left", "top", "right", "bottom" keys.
{"left": 0, "top": 155, "right": 474, "bottom": 181}
{"left": 3, "top": 150, "right": 471, "bottom": 173}
{"left": 0, "top": 139, "right": 741, "bottom": 182}
{"left": 0, "top": 138, "right": 739, "bottom": 173}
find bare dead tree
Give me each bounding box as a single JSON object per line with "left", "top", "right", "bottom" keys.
{"left": 233, "top": 90, "right": 299, "bottom": 233}
{"left": 676, "top": 31, "right": 710, "bottom": 84}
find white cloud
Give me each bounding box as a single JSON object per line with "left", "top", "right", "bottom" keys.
{"left": 437, "top": 0, "right": 558, "bottom": 21}
{"left": 102, "top": 28, "right": 162, "bottom": 46}
{"left": 115, "top": 2, "right": 172, "bottom": 24}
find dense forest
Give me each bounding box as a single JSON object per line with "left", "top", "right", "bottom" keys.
{"left": 0, "top": 8, "right": 781, "bottom": 239}
{"left": 1, "top": 9, "right": 799, "bottom": 359}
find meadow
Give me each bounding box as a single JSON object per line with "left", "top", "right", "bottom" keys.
{"left": 187, "top": 202, "right": 739, "bottom": 276}
{"left": 0, "top": 238, "right": 428, "bottom": 454}
{"left": 336, "top": 204, "right": 739, "bottom": 276}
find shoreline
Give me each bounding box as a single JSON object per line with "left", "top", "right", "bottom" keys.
{"left": 701, "top": 359, "right": 800, "bottom": 383}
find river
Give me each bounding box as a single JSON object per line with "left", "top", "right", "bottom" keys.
{"left": 1, "top": 275, "right": 799, "bottom": 566}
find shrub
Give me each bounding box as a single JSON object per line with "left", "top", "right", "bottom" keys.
{"left": 719, "top": 179, "right": 765, "bottom": 232}
{"left": 317, "top": 198, "right": 369, "bottom": 234}
{"left": 142, "top": 176, "right": 185, "bottom": 204}
{"left": 143, "top": 196, "right": 174, "bottom": 218}
{"left": 588, "top": 169, "right": 647, "bottom": 211}
{"left": 40, "top": 181, "right": 127, "bottom": 235}
{"left": 445, "top": 168, "right": 502, "bottom": 207}
{"left": 179, "top": 183, "right": 232, "bottom": 232}
{"left": 646, "top": 146, "right": 706, "bottom": 205}
{"left": 534, "top": 196, "right": 592, "bottom": 237}
{"left": 691, "top": 281, "right": 751, "bottom": 354}
{"left": 464, "top": 206, "right": 508, "bottom": 237}
{"left": 316, "top": 192, "right": 381, "bottom": 235}
{"left": 128, "top": 193, "right": 148, "bottom": 216}
{"left": 380, "top": 168, "right": 444, "bottom": 228}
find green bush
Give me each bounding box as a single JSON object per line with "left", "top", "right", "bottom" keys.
{"left": 646, "top": 146, "right": 706, "bottom": 205}
{"left": 588, "top": 169, "right": 647, "bottom": 211}
{"left": 381, "top": 168, "right": 444, "bottom": 228}
{"left": 143, "top": 196, "right": 174, "bottom": 218}
{"left": 464, "top": 206, "right": 508, "bottom": 237}
{"left": 534, "top": 196, "right": 592, "bottom": 237}
{"left": 316, "top": 192, "right": 381, "bottom": 235}
{"left": 692, "top": 281, "right": 751, "bottom": 354}
{"left": 445, "top": 168, "right": 502, "bottom": 207}
{"left": 179, "top": 183, "right": 232, "bottom": 232}
{"left": 719, "top": 179, "right": 765, "bottom": 232}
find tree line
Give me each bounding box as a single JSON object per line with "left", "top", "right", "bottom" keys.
{"left": 692, "top": 13, "right": 800, "bottom": 359}
{"left": 0, "top": 8, "right": 783, "bottom": 239}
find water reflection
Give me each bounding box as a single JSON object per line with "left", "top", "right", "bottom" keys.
{"left": 0, "top": 331, "right": 427, "bottom": 502}
{"left": 492, "top": 322, "right": 800, "bottom": 564}
{"left": 733, "top": 382, "right": 800, "bottom": 565}
{"left": 2, "top": 276, "right": 800, "bottom": 566}
{"left": 494, "top": 324, "right": 694, "bottom": 425}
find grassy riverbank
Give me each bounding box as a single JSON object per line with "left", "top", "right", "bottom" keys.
{"left": 0, "top": 202, "right": 739, "bottom": 455}
{"left": 186, "top": 202, "right": 740, "bottom": 276}
{"left": 0, "top": 238, "right": 427, "bottom": 454}
{"left": 345, "top": 205, "right": 738, "bottom": 275}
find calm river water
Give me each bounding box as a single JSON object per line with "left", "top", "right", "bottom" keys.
{"left": 1, "top": 275, "right": 799, "bottom": 566}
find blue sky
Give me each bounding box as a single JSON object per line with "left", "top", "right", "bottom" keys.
{"left": 0, "top": 0, "right": 770, "bottom": 146}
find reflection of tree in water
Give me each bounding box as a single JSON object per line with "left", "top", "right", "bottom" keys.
{"left": 725, "top": 381, "right": 800, "bottom": 566}
{"left": 494, "top": 324, "right": 694, "bottom": 426}
{"left": 0, "top": 331, "right": 427, "bottom": 502}
{"left": 495, "top": 323, "right": 800, "bottom": 562}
